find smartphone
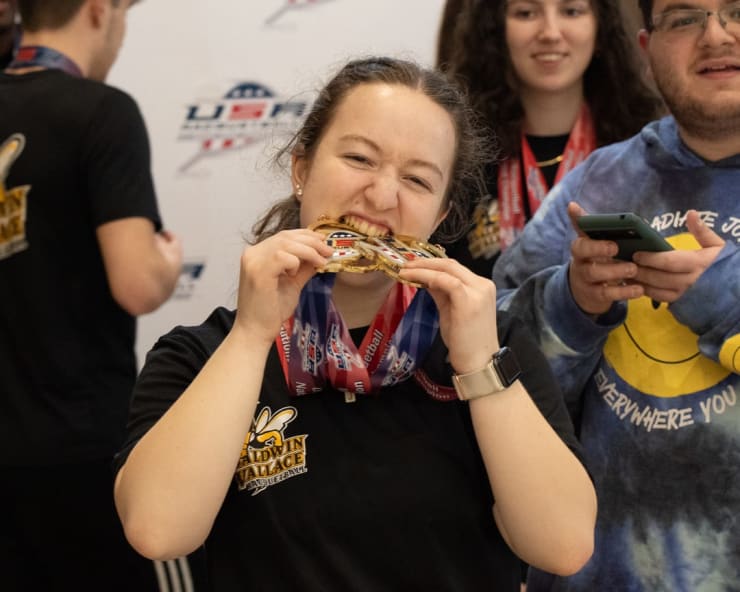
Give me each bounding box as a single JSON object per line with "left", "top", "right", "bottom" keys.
{"left": 576, "top": 212, "right": 673, "bottom": 261}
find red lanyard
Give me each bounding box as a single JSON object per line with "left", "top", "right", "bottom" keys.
{"left": 276, "top": 274, "right": 439, "bottom": 396}
{"left": 497, "top": 103, "right": 596, "bottom": 250}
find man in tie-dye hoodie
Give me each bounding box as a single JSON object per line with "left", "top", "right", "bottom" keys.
{"left": 493, "top": 0, "right": 740, "bottom": 590}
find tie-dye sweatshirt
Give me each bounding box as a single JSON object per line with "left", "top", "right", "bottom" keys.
{"left": 493, "top": 116, "right": 740, "bottom": 592}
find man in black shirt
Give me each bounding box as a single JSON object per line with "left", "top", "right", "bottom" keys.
{"left": 0, "top": 1, "right": 183, "bottom": 590}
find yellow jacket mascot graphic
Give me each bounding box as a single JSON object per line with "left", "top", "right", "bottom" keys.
{"left": 0, "top": 134, "right": 30, "bottom": 259}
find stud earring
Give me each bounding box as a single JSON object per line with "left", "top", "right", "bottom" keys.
{"left": 295, "top": 184, "right": 303, "bottom": 197}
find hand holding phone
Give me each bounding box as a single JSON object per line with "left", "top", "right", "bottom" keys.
{"left": 576, "top": 212, "right": 673, "bottom": 261}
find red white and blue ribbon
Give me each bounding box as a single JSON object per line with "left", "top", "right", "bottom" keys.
{"left": 276, "top": 273, "right": 439, "bottom": 396}
{"left": 7, "top": 45, "right": 83, "bottom": 78}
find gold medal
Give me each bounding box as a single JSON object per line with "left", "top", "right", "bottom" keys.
{"left": 309, "top": 216, "right": 446, "bottom": 286}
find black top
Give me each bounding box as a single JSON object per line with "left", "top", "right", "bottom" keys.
{"left": 115, "top": 306, "right": 586, "bottom": 591}
{"left": 0, "top": 69, "right": 161, "bottom": 465}
{"left": 444, "top": 133, "right": 570, "bottom": 278}
{"left": 0, "top": 47, "right": 12, "bottom": 69}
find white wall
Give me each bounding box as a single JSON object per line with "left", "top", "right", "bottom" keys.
{"left": 108, "top": 0, "right": 446, "bottom": 364}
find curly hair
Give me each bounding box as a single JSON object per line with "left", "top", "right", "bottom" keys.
{"left": 252, "top": 56, "right": 494, "bottom": 244}
{"left": 439, "top": 0, "right": 663, "bottom": 157}
{"left": 436, "top": 0, "right": 470, "bottom": 71}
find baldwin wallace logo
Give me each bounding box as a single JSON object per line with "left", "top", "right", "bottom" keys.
{"left": 236, "top": 406, "right": 308, "bottom": 496}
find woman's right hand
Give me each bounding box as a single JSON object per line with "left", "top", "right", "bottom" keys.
{"left": 233, "top": 229, "right": 333, "bottom": 346}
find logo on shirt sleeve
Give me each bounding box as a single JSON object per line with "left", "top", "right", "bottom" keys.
{"left": 0, "top": 134, "right": 31, "bottom": 260}
{"left": 235, "top": 405, "right": 308, "bottom": 496}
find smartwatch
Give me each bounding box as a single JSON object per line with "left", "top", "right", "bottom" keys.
{"left": 452, "top": 346, "right": 522, "bottom": 401}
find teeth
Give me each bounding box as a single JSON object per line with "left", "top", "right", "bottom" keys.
{"left": 343, "top": 215, "right": 389, "bottom": 237}
{"left": 703, "top": 64, "right": 738, "bottom": 72}
{"left": 536, "top": 54, "right": 563, "bottom": 62}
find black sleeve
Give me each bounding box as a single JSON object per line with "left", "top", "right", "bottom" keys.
{"left": 81, "top": 88, "right": 162, "bottom": 230}
{"left": 113, "top": 308, "right": 235, "bottom": 476}
{"left": 498, "top": 311, "right": 588, "bottom": 470}
{"left": 418, "top": 309, "right": 588, "bottom": 471}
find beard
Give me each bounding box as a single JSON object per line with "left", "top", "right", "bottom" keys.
{"left": 651, "top": 58, "right": 740, "bottom": 141}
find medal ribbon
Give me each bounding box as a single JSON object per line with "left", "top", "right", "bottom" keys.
{"left": 276, "top": 273, "right": 439, "bottom": 396}
{"left": 498, "top": 103, "right": 596, "bottom": 249}
{"left": 7, "top": 46, "right": 83, "bottom": 78}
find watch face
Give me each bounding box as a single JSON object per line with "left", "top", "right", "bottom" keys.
{"left": 494, "top": 347, "right": 522, "bottom": 385}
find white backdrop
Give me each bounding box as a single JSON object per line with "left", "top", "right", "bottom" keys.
{"left": 108, "top": 0, "right": 447, "bottom": 365}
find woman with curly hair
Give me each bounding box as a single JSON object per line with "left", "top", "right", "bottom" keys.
{"left": 437, "top": 0, "right": 663, "bottom": 277}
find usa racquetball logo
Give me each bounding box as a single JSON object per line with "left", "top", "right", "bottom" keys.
{"left": 173, "top": 260, "right": 206, "bottom": 300}
{"left": 235, "top": 406, "right": 308, "bottom": 496}
{"left": 177, "top": 82, "right": 310, "bottom": 173}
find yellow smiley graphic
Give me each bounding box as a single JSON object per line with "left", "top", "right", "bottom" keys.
{"left": 603, "top": 232, "right": 730, "bottom": 397}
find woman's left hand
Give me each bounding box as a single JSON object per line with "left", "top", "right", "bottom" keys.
{"left": 399, "top": 258, "right": 499, "bottom": 374}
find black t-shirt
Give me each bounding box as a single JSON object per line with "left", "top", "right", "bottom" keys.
{"left": 0, "top": 69, "right": 161, "bottom": 465}
{"left": 444, "top": 134, "right": 570, "bottom": 279}
{"left": 0, "top": 48, "right": 12, "bottom": 69}
{"left": 115, "top": 307, "right": 586, "bottom": 591}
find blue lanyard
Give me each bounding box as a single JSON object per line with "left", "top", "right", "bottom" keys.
{"left": 7, "top": 45, "right": 83, "bottom": 78}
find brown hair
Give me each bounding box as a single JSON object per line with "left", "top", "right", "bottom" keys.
{"left": 19, "top": 0, "right": 123, "bottom": 31}
{"left": 439, "top": 0, "right": 663, "bottom": 157}
{"left": 252, "top": 56, "right": 493, "bottom": 244}
{"left": 637, "top": 0, "right": 653, "bottom": 29}
{"left": 436, "top": 0, "right": 471, "bottom": 71}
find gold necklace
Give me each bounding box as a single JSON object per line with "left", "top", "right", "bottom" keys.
{"left": 535, "top": 154, "right": 564, "bottom": 167}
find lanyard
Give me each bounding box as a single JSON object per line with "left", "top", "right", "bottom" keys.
{"left": 497, "top": 103, "right": 596, "bottom": 250}
{"left": 276, "top": 273, "right": 439, "bottom": 397}
{"left": 7, "top": 45, "right": 83, "bottom": 78}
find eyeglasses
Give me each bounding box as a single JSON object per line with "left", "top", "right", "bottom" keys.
{"left": 650, "top": 2, "right": 740, "bottom": 34}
